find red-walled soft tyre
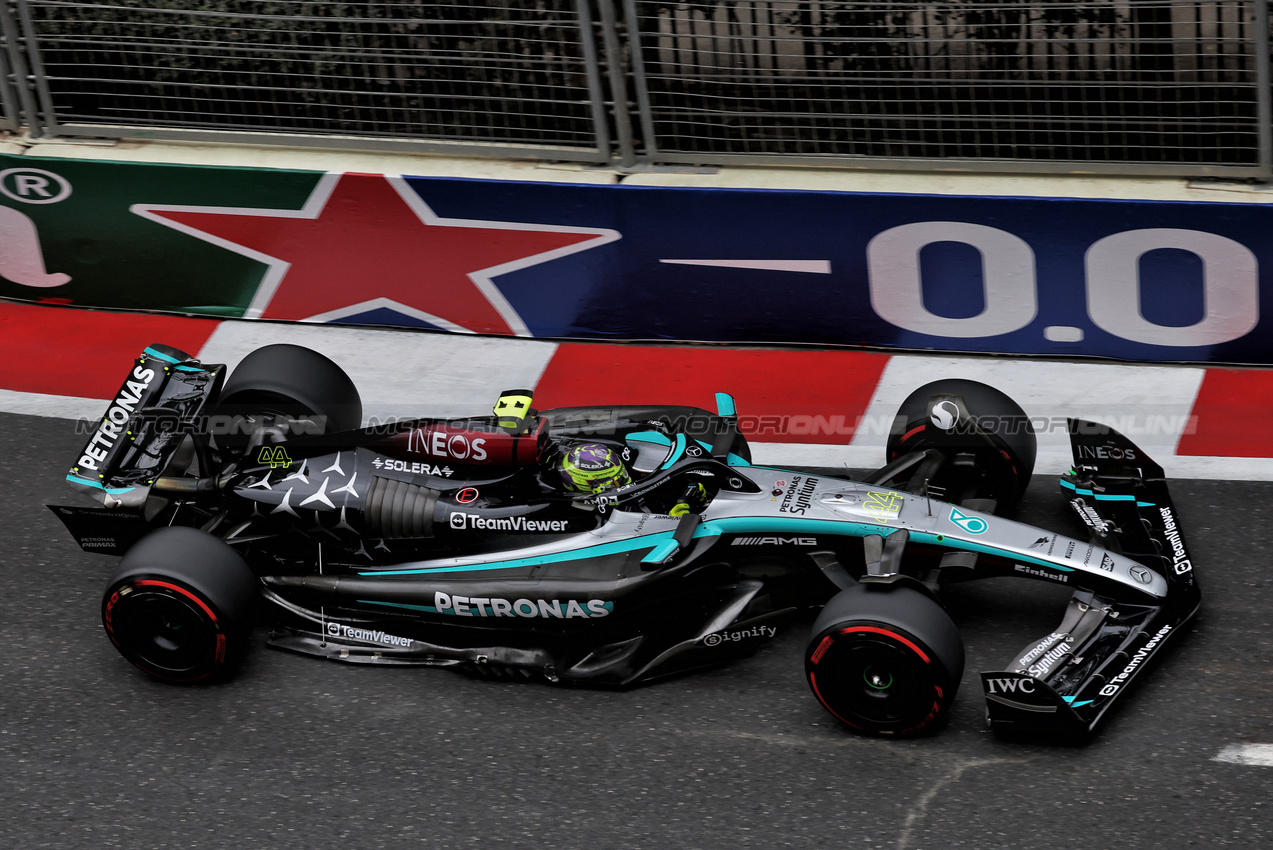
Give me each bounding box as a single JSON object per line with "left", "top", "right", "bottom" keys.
{"left": 102, "top": 527, "right": 259, "bottom": 683}
{"left": 805, "top": 585, "right": 964, "bottom": 737}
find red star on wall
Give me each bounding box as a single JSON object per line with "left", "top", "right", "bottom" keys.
{"left": 132, "top": 173, "right": 619, "bottom": 336}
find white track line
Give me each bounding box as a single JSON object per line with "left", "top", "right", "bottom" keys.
{"left": 0, "top": 389, "right": 110, "bottom": 421}
{"left": 1214, "top": 744, "right": 1273, "bottom": 766}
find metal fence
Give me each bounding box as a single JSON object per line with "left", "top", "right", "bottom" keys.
{"left": 8, "top": 0, "right": 617, "bottom": 161}
{"left": 0, "top": 3, "right": 23, "bottom": 132}
{"left": 1, "top": 0, "right": 1270, "bottom": 177}
{"left": 627, "top": 0, "right": 1271, "bottom": 175}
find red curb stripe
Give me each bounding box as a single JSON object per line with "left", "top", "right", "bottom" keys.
{"left": 532, "top": 344, "right": 890, "bottom": 444}
{"left": 1177, "top": 369, "right": 1273, "bottom": 458}
{"left": 0, "top": 302, "right": 219, "bottom": 398}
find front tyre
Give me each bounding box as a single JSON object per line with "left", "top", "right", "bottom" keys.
{"left": 805, "top": 585, "right": 964, "bottom": 737}
{"left": 887, "top": 378, "right": 1036, "bottom": 508}
{"left": 102, "top": 528, "right": 259, "bottom": 683}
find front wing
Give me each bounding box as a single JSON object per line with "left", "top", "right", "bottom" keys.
{"left": 979, "top": 419, "right": 1201, "bottom": 737}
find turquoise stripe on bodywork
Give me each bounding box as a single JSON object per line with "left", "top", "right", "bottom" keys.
{"left": 65, "top": 474, "right": 135, "bottom": 495}
{"left": 362, "top": 599, "right": 617, "bottom": 617}
{"left": 358, "top": 531, "right": 677, "bottom": 576}
{"left": 694, "top": 516, "right": 1074, "bottom": 572}
{"left": 142, "top": 346, "right": 180, "bottom": 364}
{"left": 360, "top": 600, "right": 439, "bottom": 613}
{"left": 367, "top": 512, "right": 1078, "bottom": 578}
{"left": 640, "top": 539, "right": 682, "bottom": 563}
{"left": 660, "top": 434, "right": 687, "bottom": 469}
{"left": 628, "top": 430, "right": 671, "bottom": 447}
{"left": 695, "top": 517, "right": 888, "bottom": 539}
{"left": 908, "top": 530, "right": 1074, "bottom": 572}
{"left": 1059, "top": 479, "right": 1136, "bottom": 502}
{"left": 1062, "top": 696, "right": 1094, "bottom": 708}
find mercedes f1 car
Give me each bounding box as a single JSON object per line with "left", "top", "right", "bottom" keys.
{"left": 53, "top": 343, "right": 1200, "bottom": 739}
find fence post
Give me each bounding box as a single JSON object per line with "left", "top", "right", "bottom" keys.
{"left": 0, "top": 0, "right": 37, "bottom": 134}
{"left": 576, "top": 0, "right": 614, "bottom": 162}
{"left": 12, "top": 0, "right": 60, "bottom": 139}
{"left": 0, "top": 2, "right": 15, "bottom": 131}
{"left": 1258, "top": 0, "right": 1272, "bottom": 180}
{"left": 597, "top": 0, "right": 637, "bottom": 168}
{"left": 622, "top": 0, "right": 658, "bottom": 166}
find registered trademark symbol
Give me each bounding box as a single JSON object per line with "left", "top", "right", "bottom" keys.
{"left": 0, "top": 168, "right": 73, "bottom": 204}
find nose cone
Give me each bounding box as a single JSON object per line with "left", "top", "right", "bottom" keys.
{"left": 821, "top": 487, "right": 907, "bottom": 525}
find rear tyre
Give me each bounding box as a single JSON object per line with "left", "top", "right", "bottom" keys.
{"left": 886, "top": 378, "right": 1036, "bottom": 508}
{"left": 102, "top": 527, "right": 259, "bottom": 683}
{"left": 805, "top": 585, "right": 964, "bottom": 737}
{"left": 213, "top": 344, "right": 362, "bottom": 453}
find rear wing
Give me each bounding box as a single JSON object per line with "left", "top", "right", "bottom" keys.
{"left": 64, "top": 344, "right": 224, "bottom": 511}
{"left": 980, "top": 418, "right": 1201, "bottom": 737}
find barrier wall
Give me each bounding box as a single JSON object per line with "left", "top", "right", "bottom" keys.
{"left": 2, "top": 147, "right": 1271, "bottom": 364}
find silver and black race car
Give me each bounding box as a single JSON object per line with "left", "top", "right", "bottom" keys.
{"left": 52, "top": 343, "right": 1200, "bottom": 739}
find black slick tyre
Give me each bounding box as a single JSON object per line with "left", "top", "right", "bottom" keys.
{"left": 805, "top": 585, "right": 964, "bottom": 737}
{"left": 214, "top": 344, "right": 362, "bottom": 452}
{"left": 887, "top": 378, "right": 1036, "bottom": 508}
{"left": 102, "top": 527, "right": 259, "bottom": 683}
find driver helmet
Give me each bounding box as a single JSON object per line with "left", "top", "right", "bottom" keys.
{"left": 558, "top": 443, "right": 632, "bottom": 494}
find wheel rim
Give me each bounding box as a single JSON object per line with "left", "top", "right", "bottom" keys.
{"left": 863, "top": 665, "right": 894, "bottom": 691}
{"left": 105, "top": 581, "right": 222, "bottom": 681}
{"left": 808, "top": 626, "right": 946, "bottom": 734}
{"left": 835, "top": 641, "right": 928, "bottom": 723}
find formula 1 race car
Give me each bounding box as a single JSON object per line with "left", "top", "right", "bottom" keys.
{"left": 53, "top": 343, "right": 1201, "bottom": 739}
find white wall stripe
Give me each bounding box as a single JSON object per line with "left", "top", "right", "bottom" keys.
{"left": 659, "top": 259, "right": 833, "bottom": 274}
{"left": 2, "top": 315, "right": 1259, "bottom": 480}
{"left": 747, "top": 445, "right": 1273, "bottom": 481}
{"left": 851, "top": 355, "right": 1207, "bottom": 477}
{"left": 195, "top": 321, "right": 561, "bottom": 424}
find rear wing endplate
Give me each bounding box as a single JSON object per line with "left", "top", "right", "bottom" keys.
{"left": 65, "top": 344, "right": 223, "bottom": 510}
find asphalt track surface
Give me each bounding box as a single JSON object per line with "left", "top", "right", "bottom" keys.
{"left": 4, "top": 410, "right": 1273, "bottom": 849}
